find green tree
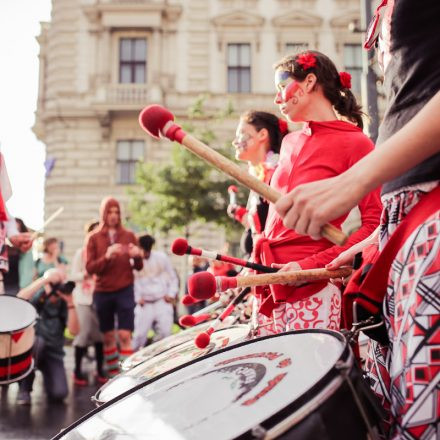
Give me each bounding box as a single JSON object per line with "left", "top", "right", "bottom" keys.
{"left": 129, "top": 97, "right": 245, "bottom": 240}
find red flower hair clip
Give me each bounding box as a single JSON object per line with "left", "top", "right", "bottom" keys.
{"left": 339, "top": 71, "right": 352, "bottom": 89}
{"left": 278, "top": 119, "right": 288, "bottom": 134}
{"left": 296, "top": 52, "right": 317, "bottom": 70}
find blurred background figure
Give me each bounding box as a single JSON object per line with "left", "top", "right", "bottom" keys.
{"left": 16, "top": 268, "right": 78, "bottom": 405}
{"left": 34, "top": 237, "right": 67, "bottom": 280}
{"left": 132, "top": 234, "right": 179, "bottom": 350}
{"left": 70, "top": 220, "right": 105, "bottom": 386}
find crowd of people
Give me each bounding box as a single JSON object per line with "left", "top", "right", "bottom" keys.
{"left": 0, "top": 0, "right": 438, "bottom": 438}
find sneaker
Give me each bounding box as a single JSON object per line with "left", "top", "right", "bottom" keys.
{"left": 16, "top": 391, "right": 31, "bottom": 405}
{"left": 73, "top": 372, "right": 88, "bottom": 386}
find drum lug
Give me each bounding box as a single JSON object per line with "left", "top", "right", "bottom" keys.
{"left": 251, "top": 424, "right": 267, "bottom": 439}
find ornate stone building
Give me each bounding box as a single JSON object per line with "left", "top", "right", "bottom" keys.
{"left": 34, "top": 0, "right": 366, "bottom": 259}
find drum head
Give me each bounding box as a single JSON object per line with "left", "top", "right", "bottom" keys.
{"left": 57, "top": 330, "right": 350, "bottom": 440}
{"left": 121, "top": 322, "right": 212, "bottom": 371}
{"left": 96, "top": 325, "right": 250, "bottom": 405}
{"left": 0, "top": 296, "right": 36, "bottom": 333}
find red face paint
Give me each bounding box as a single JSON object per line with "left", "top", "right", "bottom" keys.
{"left": 282, "top": 80, "right": 300, "bottom": 103}
{"left": 274, "top": 70, "right": 300, "bottom": 104}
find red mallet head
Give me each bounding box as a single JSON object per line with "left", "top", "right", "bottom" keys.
{"left": 228, "top": 185, "right": 238, "bottom": 193}
{"left": 139, "top": 105, "right": 174, "bottom": 139}
{"left": 179, "top": 313, "right": 211, "bottom": 327}
{"left": 171, "top": 238, "right": 189, "bottom": 256}
{"left": 181, "top": 295, "right": 198, "bottom": 306}
{"left": 194, "top": 332, "right": 211, "bottom": 349}
{"left": 188, "top": 272, "right": 217, "bottom": 300}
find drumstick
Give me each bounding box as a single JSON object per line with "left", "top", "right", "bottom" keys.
{"left": 171, "top": 238, "right": 277, "bottom": 274}
{"left": 139, "top": 105, "right": 347, "bottom": 246}
{"left": 179, "top": 313, "right": 211, "bottom": 328}
{"left": 188, "top": 267, "right": 353, "bottom": 300}
{"left": 195, "top": 287, "right": 251, "bottom": 349}
{"left": 30, "top": 207, "right": 64, "bottom": 240}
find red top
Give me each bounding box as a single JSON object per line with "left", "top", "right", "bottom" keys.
{"left": 254, "top": 120, "right": 382, "bottom": 314}
{"left": 85, "top": 197, "right": 143, "bottom": 292}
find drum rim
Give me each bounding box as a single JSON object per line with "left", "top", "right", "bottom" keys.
{"left": 0, "top": 296, "right": 37, "bottom": 333}
{"left": 95, "top": 324, "right": 252, "bottom": 404}
{"left": 120, "top": 322, "right": 231, "bottom": 371}
{"left": 52, "top": 329, "right": 348, "bottom": 440}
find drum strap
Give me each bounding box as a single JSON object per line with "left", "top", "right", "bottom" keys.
{"left": 343, "top": 186, "right": 440, "bottom": 342}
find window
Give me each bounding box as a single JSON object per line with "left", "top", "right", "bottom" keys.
{"left": 119, "top": 38, "right": 147, "bottom": 84}
{"left": 116, "top": 140, "right": 145, "bottom": 184}
{"left": 227, "top": 43, "right": 251, "bottom": 93}
{"left": 343, "top": 44, "right": 362, "bottom": 95}
{"left": 285, "top": 42, "right": 309, "bottom": 55}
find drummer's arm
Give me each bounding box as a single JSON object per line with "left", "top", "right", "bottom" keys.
{"left": 17, "top": 268, "right": 64, "bottom": 301}
{"left": 17, "top": 277, "right": 48, "bottom": 301}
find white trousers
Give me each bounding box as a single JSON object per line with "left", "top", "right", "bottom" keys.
{"left": 132, "top": 300, "right": 174, "bottom": 351}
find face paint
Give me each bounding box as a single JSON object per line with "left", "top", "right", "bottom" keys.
{"left": 232, "top": 132, "right": 251, "bottom": 152}
{"left": 274, "top": 70, "right": 300, "bottom": 104}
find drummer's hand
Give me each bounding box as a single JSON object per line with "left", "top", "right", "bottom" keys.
{"left": 9, "top": 232, "right": 33, "bottom": 252}
{"left": 326, "top": 228, "right": 379, "bottom": 271}
{"left": 274, "top": 174, "right": 364, "bottom": 239}
{"left": 43, "top": 268, "right": 66, "bottom": 284}
{"left": 271, "top": 262, "right": 305, "bottom": 286}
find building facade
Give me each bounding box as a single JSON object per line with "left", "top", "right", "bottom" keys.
{"left": 34, "top": 0, "right": 366, "bottom": 259}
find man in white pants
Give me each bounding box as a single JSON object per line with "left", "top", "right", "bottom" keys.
{"left": 132, "top": 234, "right": 179, "bottom": 350}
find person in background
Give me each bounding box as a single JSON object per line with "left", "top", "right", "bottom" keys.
{"left": 16, "top": 268, "right": 78, "bottom": 405}
{"left": 0, "top": 152, "right": 33, "bottom": 294}
{"left": 70, "top": 220, "right": 105, "bottom": 385}
{"left": 132, "top": 234, "right": 179, "bottom": 350}
{"left": 16, "top": 218, "right": 34, "bottom": 290}
{"left": 34, "top": 237, "right": 67, "bottom": 280}
{"left": 85, "top": 197, "right": 143, "bottom": 378}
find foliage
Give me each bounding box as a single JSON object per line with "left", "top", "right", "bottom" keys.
{"left": 129, "top": 97, "right": 247, "bottom": 238}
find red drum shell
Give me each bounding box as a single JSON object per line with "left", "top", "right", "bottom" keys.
{"left": 0, "top": 296, "right": 36, "bottom": 384}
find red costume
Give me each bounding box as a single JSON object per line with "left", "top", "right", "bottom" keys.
{"left": 254, "top": 120, "right": 382, "bottom": 316}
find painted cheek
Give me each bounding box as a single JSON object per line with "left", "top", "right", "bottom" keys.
{"left": 282, "top": 81, "right": 300, "bottom": 102}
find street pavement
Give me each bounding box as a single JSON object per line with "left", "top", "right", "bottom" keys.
{"left": 0, "top": 346, "right": 100, "bottom": 440}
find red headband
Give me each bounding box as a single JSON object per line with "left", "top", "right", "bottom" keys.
{"left": 339, "top": 71, "right": 352, "bottom": 89}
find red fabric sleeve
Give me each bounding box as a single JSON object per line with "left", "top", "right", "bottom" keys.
{"left": 296, "top": 186, "right": 382, "bottom": 269}
{"left": 85, "top": 235, "right": 108, "bottom": 275}
{"left": 234, "top": 206, "right": 247, "bottom": 223}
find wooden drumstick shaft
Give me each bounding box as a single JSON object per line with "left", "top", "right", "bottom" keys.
{"left": 30, "top": 207, "right": 64, "bottom": 240}
{"left": 232, "top": 267, "right": 352, "bottom": 289}
{"left": 180, "top": 133, "right": 346, "bottom": 246}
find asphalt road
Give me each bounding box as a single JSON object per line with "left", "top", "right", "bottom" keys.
{"left": 0, "top": 346, "right": 100, "bottom": 440}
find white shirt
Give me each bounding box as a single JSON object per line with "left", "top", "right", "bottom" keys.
{"left": 134, "top": 250, "right": 179, "bottom": 302}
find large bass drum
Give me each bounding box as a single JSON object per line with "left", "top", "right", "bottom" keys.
{"left": 54, "top": 330, "right": 384, "bottom": 439}
{"left": 93, "top": 324, "right": 251, "bottom": 406}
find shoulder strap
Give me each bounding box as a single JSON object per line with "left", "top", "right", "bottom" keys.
{"left": 361, "top": 186, "right": 440, "bottom": 310}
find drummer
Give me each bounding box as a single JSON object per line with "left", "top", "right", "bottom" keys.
{"left": 16, "top": 268, "right": 78, "bottom": 405}
{"left": 252, "top": 51, "right": 382, "bottom": 334}
{"left": 228, "top": 110, "right": 287, "bottom": 255}
{"left": 0, "top": 151, "right": 33, "bottom": 294}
